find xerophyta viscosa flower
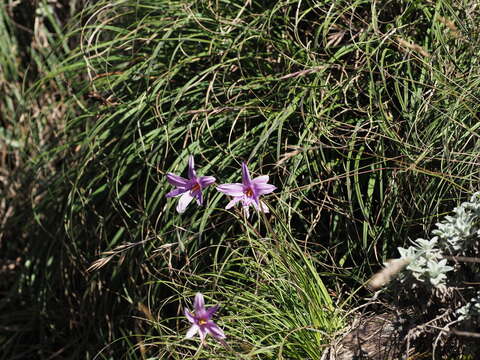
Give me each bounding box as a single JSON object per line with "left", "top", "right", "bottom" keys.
{"left": 217, "top": 162, "right": 276, "bottom": 217}
{"left": 166, "top": 155, "right": 215, "bottom": 213}
{"left": 184, "top": 292, "right": 225, "bottom": 343}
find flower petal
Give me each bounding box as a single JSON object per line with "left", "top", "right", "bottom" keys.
{"left": 166, "top": 188, "right": 187, "bottom": 198}
{"left": 184, "top": 309, "right": 195, "bottom": 323}
{"left": 217, "top": 183, "right": 244, "bottom": 196}
{"left": 242, "top": 205, "right": 250, "bottom": 218}
{"left": 195, "top": 190, "right": 203, "bottom": 206}
{"left": 205, "top": 304, "right": 219, "bottom": 318}
{"left": 206, "top": 322, "right": 226, "bottom": 339}
{"left": 252, "top": 175, "right": 269, "bottom": 184}
{"left": 198, "top": 176, "right": 216, "bottom": 188}
{"left": 258, "top": 200, "right": 269, "bottom": 213}
{"left": 225, "top": 197, "right": 242, "bottom": 209}
{"left": 194, "top": 293, "right": 205, "bottom": 314}
{"left": 253, "top": 183, "right": 276, "bottom": 195}
{"left": 241, "top": 162, "right": 252, "bottom": 186}
{"left": 250, "top": 199, "right": 269, "bottom": 213}
{"left": 241, "top": 196, "right": 255, "bottom": 207}
{"left": 188, "top": 155, "right": 196, "bottom": 179}
{"left": 176, "top": 192, "right": 194, "bottom": 213}
{"left": 185, "top": 324, "right": 199, "bottom": 339}
{"left": 198, "top": 327, "right": 207, "bottom": 342}
{"left": 166, "top": 173, "right": 188, "bottom": 187}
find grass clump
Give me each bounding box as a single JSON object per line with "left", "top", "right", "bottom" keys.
{"left": 2, "top": 0, "right": 480, "bottom": 358}
{"left": 130, "top": 231, "right": 343, "bottom": 360}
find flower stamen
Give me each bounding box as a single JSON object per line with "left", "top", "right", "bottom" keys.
{"left": 245, "top": 188, "right": 254, "bottom": 197}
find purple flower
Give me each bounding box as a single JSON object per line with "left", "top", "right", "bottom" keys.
{"left": 166, "top": 155, "right": 216, "bottom": 213}
{"left": 184, "top": 292, "right": 225, "bottom": 342}
{"left": 217, "top": 162, "right": 276, "bottom": 217}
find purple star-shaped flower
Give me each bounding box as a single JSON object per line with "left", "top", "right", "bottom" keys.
{"left": 217, "top": 162, "right": 276, "bottom": 217}
{"left": 184, "top": 292, "right": 225, "bottom": 343}
{"left": 166, "top": 155, "right": 216, "bottom": 213}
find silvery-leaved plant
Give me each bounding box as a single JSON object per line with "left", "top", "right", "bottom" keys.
{"left": 397, "top": 237, "right": 453, "bottom": 287}
{"left": 370, "top": 193, "right": 480, "bottom": 346}
{"left": 432, "top": 192, "right": 480, "bottom": 252}
{"left": 424, "top": 259, "right": 453, "bottom": 287}
{"left": 456, "top": 291, "right": 480, "bottom": 321}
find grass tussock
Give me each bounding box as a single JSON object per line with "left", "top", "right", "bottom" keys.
{"left": 1, "top": 0, "right": 480, "bottom": 358}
